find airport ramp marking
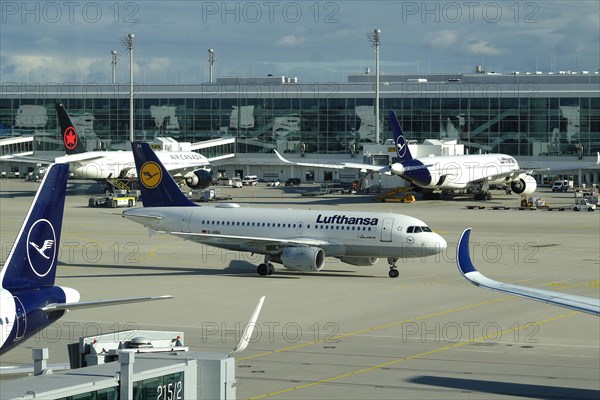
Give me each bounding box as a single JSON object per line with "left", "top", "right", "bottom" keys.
{"left": 248, "top": 311, "right": 579, "bottom": 399}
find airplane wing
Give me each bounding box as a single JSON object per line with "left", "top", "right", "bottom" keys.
{"left": 229, "top": 295, "right": 265, "bottom": 356}
{"left": 0, "top": 154, "right": 53, "bottom": 164}
{"left": 169, "top": 231, "right": 333, "bottom": 253}
{"left": 41, "top": 295, "right": 173, "bottom": 312}
{"left": 274, "top": 150, "right": 390, "bottom": 173}
{"left": 457, "top": 228, "right": 599, "bottom": 316}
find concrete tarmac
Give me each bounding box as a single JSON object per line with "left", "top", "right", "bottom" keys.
{"left": 1, "top": 179, "right": 599, "bottom": 399}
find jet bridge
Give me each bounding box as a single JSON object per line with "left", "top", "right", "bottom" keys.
{"left": 2, "top": 330, "right": 237, "bottom": 400}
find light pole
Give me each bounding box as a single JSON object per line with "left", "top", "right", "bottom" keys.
{"left": 121, "top": 33, "right": 135, "bottom": 143}
{"left": 367, "top": 28, "right": 381, "bottom": 144}
{"left": 111, "top": 50, "right": 118, "bottom": 84}
{"left": 208, "top": 48, "right": 215, "bottom": 83}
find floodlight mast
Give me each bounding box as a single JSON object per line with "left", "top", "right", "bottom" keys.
{"left": 111, "top": 51, "right": 118, "bottom": 84}
{"left": 208, "top": 49, "right": 215, "bottom": 83}
{"left": 367, "top": 28, "right": 381, "bottom": 144}
{"left": 121, "top": 33, "right": 135, "bottom": 143}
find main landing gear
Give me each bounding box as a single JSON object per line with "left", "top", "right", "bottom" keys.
{"left": 257, "top": 255, "right": 275, "bottom": 276}
{"left": 388, "top": 257, "right": 399, "bottom": 278}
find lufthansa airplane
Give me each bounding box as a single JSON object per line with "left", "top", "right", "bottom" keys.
{"left": 457, "top": 228, "right": 599, "bottom": 316}
{"left": 122, "top": 142, "right": 447, "bottom": 278}
{"left": 276, "top": 110, "right": 545, "bottom": 200}
{"left": 0, "top": 163, "right": 172, "bottom": 355}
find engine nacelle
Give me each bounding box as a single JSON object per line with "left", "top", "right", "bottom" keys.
{"left": 390, "top": 163, "right": 405, "bottom": 176}
{"left": 280, "top": 246, "right": 325, "bottom": 272}
{"left": 337, "top": 256, "right": 379, "bottom": 266}
{"left": 185, "top": 169, "right": 212, "bottom": 189}
{"left": 510, "top": 174, "right": 537, "bottom": 195}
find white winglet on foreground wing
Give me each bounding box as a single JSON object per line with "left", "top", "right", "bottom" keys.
{"left": 457, "top": 228, "right": 599, "bottom": 316}
{"left": 229, "top": 296, "right": 266, "bottom": 356}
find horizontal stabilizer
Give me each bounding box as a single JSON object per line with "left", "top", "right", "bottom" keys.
{"left": 41, "top": 295, "right": 173, "bottom": 312}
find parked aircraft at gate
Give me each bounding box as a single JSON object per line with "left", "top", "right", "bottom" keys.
{"left": 0, "top": 163, "right": 172, "bottom": 355}
{"left": 122, "top": 142, "right": 447, "bottom": 277}
{"left": 276, "top": 110, "right": 545, "bottom": 200}
{"left": 457, "top": 228, "right": 599, "bottom": 316}
{"left": 53, "top": 103, "right": 213, "bottom": 188}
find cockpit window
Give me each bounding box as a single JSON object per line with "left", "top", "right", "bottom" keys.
{"left": 407, "top": 226, "right": 432, "bottom": 233}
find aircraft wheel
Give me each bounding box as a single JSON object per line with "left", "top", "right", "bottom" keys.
{"left": 257, "top": 263, "right": 269, "bottom": 276}
{"left": 267, "top": 263, "right": 275, "bottom": 275}
{"left": 388, "top": 269, "right": 399, "bottom": 278}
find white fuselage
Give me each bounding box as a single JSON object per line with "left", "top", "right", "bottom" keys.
{"left": 55, "top": 150, "right": 209, "bottom": 180}
{"left": 0, "top": 288, "right": 17, "bottom": 350}
{"left": 401, "top": 154, "right": 519, "bottom": 190}
{"left": 123, "top": 205, "right": 447, "bottom": 260}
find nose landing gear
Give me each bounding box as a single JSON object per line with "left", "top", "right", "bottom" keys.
{"left": 388, "top": 257, "right": 399, "bottom": 278}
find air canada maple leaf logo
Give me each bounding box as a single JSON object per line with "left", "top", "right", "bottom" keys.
{"left": 64, "top": 126, "right": 78, "bottom": 150}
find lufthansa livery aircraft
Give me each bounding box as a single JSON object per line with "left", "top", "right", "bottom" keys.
{"left": 457, "top": 228, "right": 599, "bottom": 316}
{"left": 53, "top": 103, "right": 213, "bottom": 188}
{"left": 0, "top": 163, "right": 172, "bottom": 355}
{"left": 276, "top": 110, "right": 542, "bottom": 200}
{"left": 122, "top": 142, "right": 447, "bottom": 278}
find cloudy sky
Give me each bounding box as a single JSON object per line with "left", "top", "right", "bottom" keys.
{"left": 1, "top": 1, "right": 599, "bottom": 84}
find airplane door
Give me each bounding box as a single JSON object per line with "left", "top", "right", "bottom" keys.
{"left": 296, "top": 222, "right": 303, "bottom": 234}
{"left": 380, "top": 218, "right": 393, "bottom": 242}
{"left": 13, "top": 297, "right": 26, "bottom": 341}
{"left": 181, "top": 211, "right": 192, "bottom": 233}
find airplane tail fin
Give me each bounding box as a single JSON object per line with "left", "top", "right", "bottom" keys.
{"left": 131, "top": 141, "right": 197, "bottom": 207}
{"left": 389, "top": 110, "right": 414, "bottom": 163}
{"left": 1, "top": 164, "right": 68, "bottom": 291}
{"left": 56, "top": 103, "right": 87, "bottom": 155}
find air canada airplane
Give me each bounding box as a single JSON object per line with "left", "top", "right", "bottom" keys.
{"left": 276, "top": 110, "right": 544, "bottom": 200}
{"left": 457, "top": 228, "right": 599, "bottom": 316}
{"left": 52, "top": 103, "right": 213, "bottom": 189}
{"left": 122, "top": 142, "right": 447, "bottom": 278}
{"left": 0, "top": 163, "right": 172, "bottom": 355}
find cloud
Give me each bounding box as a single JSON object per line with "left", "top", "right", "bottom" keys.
{"left": 278, "top": 35, "right": 305, "bottom": 47}
{"left": 461, "top": 41, "right": 506, "bottom": 56}
{"left": 423, "top": 30, "right": 458, "bottom": 49}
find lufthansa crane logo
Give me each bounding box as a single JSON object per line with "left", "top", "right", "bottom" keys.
{"left": 64, "top": 126, "right": 78, "bottom": 151}
{"left": 27, "top": 219, "right": 57, "bottom": 277}
{"left": 140, "top": 161, "right": 162, "bottom": 189}
{"left": 396, "top": 135, "right": 406, "bottom": 158}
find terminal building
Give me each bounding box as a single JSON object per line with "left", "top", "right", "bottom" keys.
{"left": 1, "top": 70, "right": 599, "bottom": 184}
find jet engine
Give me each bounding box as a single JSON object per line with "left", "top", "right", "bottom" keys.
{"left": 337, "top": 256, "right": 379, "bottom": 266}
{"left": 280, "top": 246, "right": 325, "bottom": 272}
{"left": 510, "top": 174, "right": 537, "bottom": 195}
{"left": 185, "top": 169, "right": 212, "bottom": 189}
{"left": 390, "top": 163, "right": 405, "bottom": 176}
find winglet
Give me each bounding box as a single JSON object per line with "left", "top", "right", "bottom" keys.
{"left": 389, "top": 110, "right": 414, "bottom": 163}
{"left": 0, "top": 163, "right": 68, "bottom": 291}
{"left": 457, "top": 228, "right": 477, "bottom": 277}
{"left": 131, "top": 141, "right": 197, "bottom": 207}
{"left": 56, "top": 103, "right": 88, "bottom": 155}
{"left": 274, "top": 150, "right": 293, "bottom": 164}
{"left": 229, "top": 296, "right": 265, "bottom": 356}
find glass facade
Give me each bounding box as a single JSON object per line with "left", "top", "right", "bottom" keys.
{"left": 1, "top": 73, "right": 598, "bottom": 158}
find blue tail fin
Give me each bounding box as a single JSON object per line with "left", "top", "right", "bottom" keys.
{"left": 131, "top": 141, "right": 197, "bottom": 207}
{"left": 56, "top": 103, "right": 87, "bottom": 155}
{"left": 1, "top": 164, "right": 68, "bottom": 291}
{"left": 389, "top": 110, "right": 413, "bottom": 163}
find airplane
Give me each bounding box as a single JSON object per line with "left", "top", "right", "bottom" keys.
{"left": 0, "top": 163, "right": 172, "bottom": 355}
{"left": 122, "top": 142, "right": 447, "bottom": 278}
{"left": 275, "top": 110, "right": 557, "bottom": 200}
{"left": 457, "top": 228, "right": 599, "bottom": 316}
{"left": 53, "top": 103, "right": 213, "bottom": 188}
